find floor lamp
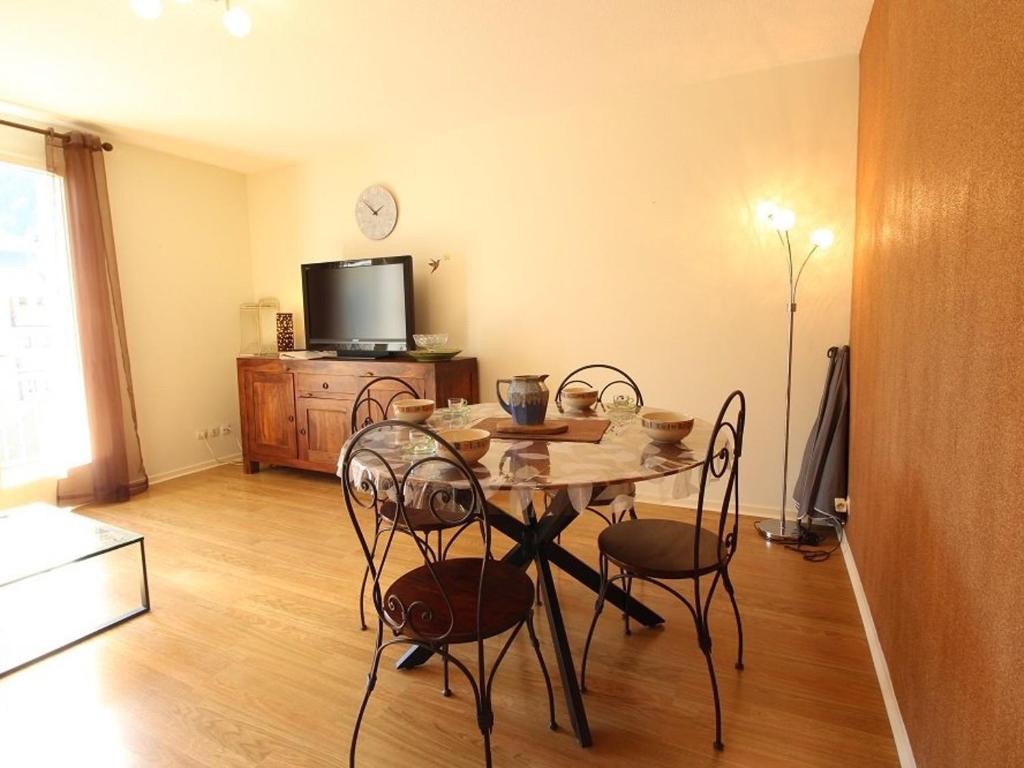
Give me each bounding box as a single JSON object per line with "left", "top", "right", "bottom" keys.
{"left": 753, "top": 202, "right": 834, "bottom": 543}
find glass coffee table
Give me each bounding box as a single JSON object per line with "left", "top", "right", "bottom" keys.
{"left": 0, "top": 504, "right": 150, "bottom": 677}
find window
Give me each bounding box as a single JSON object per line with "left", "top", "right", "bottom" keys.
{"left": 0, "top": 159, "right": 89, "bottom": 487}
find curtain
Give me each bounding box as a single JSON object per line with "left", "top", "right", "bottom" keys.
{"left": 46, "top": 131, "right": 147, "bottom": 504}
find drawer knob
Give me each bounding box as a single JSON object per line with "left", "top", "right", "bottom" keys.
{"left": 299, "top": 427, "right": 306, "bottom": 436}
{"left": 322, "top": 382, "right": 329, "bottom": 389}
{"left": 287, "top": 415, "right": 295, "bottom": 423}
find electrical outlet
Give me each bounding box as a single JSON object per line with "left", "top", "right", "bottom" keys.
{"left": 220, "top": 424, "right": 233, "bottom": 436}
{"left": 835, "top": 497, "right": 849, "bottom": 514}
{"left": 195, "top": 429, "right": 208, "bottom": 440}
{"left": 209, "top": 426, "right": 221, "bottom": 437}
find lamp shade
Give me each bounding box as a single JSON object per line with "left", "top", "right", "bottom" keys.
{"left": 772, "top": 208, "right": 796, "bottom": 231}
{"left": 811, "top": 228, "right": 835, "bottom": 249}
{"left": 131, "top": 0, "right": 162, "bottom": 19}
{"left": 223, "top": 6, "right": 252, "bottom": 37}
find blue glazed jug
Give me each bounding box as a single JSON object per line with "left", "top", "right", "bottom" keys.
{"left": 496, "top": 374, "right": 550, "bottom": 426}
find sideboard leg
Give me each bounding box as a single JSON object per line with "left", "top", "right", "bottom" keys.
{"left": 243, "top": 460, "right": 260, "bottom": 474}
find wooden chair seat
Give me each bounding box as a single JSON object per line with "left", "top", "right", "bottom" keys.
{"left": 598, "top": 519, "right": 726, "bottom": 579}
{"left": 379, "top": 500, "right": 468, "bottom": 532}
{"left": 384, "top": 557, "right": 535, "bottom": 644}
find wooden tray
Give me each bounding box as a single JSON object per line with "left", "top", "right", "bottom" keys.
{"left": 490, "top": 419, "right": 569, "bottom": 435}
{"left": 474, "top": 416, "right": 611, "bottom": 443}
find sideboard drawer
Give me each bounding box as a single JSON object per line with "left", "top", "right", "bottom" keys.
{"left": 295, "top": 373, "right": 358, "bottom": 396}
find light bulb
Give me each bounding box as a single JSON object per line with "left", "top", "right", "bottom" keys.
{"left": 131, "top": 0, "right": 162, "bottom": 20}
{"left": 223, "top": 6, "right": 252, "bottom": 37}
{"left": 811, "top": 228, "right": 835, "bottom": 249}
{"left": 773, "top": 207, "right": 796, "bottom": 231}
{"left": 756, "top": 200, "right": 779, "bottom": 223}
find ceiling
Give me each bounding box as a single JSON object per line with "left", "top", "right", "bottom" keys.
{"left": 0, "top": 0, "right": 873, "bottom": 173}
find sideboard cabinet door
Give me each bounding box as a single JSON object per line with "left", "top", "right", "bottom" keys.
{"left": 297, "top": 395, "right": 353, "bottom": 467}
{"left": 245, "top": 370, "right": 298, "bottom": 461}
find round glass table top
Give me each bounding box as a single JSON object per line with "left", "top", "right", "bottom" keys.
{"left": 337, "top": 403, "right": 711, "bottom": 499}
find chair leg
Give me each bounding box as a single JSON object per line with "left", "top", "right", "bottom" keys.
{"left": 442, "top": 645, "right": 452, "bottom": 697}
{"left": 622, "top": 573, "right": 633, "bottom": 636}
{"left": 481, "top": 723, "right": 493, "bottom": 768}
{"left": 722, "top": 566, "right": 744, "bottom": 670}
{"left": 358, "top": 565, "right": 370, "bottom": 631}
{"left": 357, "top": 525, "right": 385, "bottom": 631}
{"left": 612, "top": 502, "right": 638, "bottom": 636}
{"left": 349, "top": 639, "right": 386, "bottom": 767}
{"left": 580, "top": 554, "right": 610, "bottom": 693}
{"left": 477, "top": 695, "right": 495, "bottom": 768}
{"left": 526, "top": 610, "right": 558, "bottom": 731}
{"left": 694, "top": 615, "right": 724, "bottom": 751}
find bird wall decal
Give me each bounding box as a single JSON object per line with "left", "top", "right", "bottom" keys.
{"left": 428, "top": 253, "right": 452, "bottom": 273}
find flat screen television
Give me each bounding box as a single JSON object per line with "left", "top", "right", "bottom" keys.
{"left": 301, "top": 256, "right": 414, "bottom": 357}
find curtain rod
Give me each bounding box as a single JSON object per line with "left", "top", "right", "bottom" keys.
{"left": 0, "top": 118, "right": 113, "bottom": 151}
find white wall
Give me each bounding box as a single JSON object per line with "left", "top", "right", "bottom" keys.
{"left": 247, "top": 56, "right": 859, "bottom": 511}
{"left": 105, "top": 143, "right": 252, "bottom": 481}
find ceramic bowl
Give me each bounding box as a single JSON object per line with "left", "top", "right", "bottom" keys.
{"left": 392, "top": 398, "right": 435, "bottom": 423}
{"left": 640, "top": 411, "right": 695, "bottom": 444}
{"left": 436, "top": 428, "right": 491, "bottom": 464}
{"left": 413, "top": 333, "right": 448, "bottom": 351}
{"left": 561, "top": 386, "right": 599, "bottom": 411}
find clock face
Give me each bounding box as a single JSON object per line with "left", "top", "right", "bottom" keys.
{"left": 355, "top": 185, "right": 398, "bottom": 240}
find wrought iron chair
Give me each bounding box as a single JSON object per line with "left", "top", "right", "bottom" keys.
{"left": 554, "top": 363, "right": 645, "bottom": 415}
{"left": 553, "top": 364, "right": 645, "bottom": 527}
{"left": 579, "top": 390, "right": 746, "bottom": 751}
{"left": 350, "top": 376, "right": 464, "bottom": 630}
{"left": 341, "top": 421, "right": 557, "bottom": 767}
{"left": 546, "top": 365, "right": 645, "bottom": 616}
{"left": 350, "top": 375, "right": 421, "bottom": 432}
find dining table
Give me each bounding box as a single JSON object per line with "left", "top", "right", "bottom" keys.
{"left": 338, "top": 401, "right": 714, "bottom": 748}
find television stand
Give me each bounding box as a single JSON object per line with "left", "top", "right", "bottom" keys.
{"left": 236, "top": 354, "right": 479, "bottom": 474}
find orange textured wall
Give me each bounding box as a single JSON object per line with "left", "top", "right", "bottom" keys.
{"left": 850, "top": 1, "right": 1024, "bottom": 766}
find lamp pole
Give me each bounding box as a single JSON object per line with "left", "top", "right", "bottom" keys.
{"left": 754, "top": 207, "right": 830, "bottom": 543}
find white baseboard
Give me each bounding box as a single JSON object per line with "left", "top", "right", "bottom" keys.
{"left": 841, "top": 536, "right": 917, "bottom": 767}
{"left": 148, "top": 453, "right": 242, "bottom": 486}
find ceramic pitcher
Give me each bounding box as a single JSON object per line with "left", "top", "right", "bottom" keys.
{"left": 496, "top": 374, "right": 549, "bottom": 426}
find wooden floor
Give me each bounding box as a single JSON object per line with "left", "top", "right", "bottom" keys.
{"left": 0, "top": 466, "right": 898, "bottom": 767}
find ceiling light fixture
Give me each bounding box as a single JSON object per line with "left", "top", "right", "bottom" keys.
{"left": 222, "top": 1, "right": 252, "bottom": 38}
{"left": 131, "top": 0, "right": 162, "bottom": 20}
{"left": 131, "top": 0, "right": 252, "bottom": 37}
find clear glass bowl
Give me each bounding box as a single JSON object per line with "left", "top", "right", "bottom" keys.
{"left": 413, "top": 333, "right": 448, "bottom": 350}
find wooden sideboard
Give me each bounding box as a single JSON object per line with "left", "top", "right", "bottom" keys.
{"left": 236, "top": 355, "right": 479, "bottom": 474}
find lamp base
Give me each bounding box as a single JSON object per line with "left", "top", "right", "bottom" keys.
{"left": 754, "top": 518, "right": 803, "bottom": 543}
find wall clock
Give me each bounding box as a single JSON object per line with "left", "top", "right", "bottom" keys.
{"left": 355, "top": 185, "right": 398, "bottom": 240}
